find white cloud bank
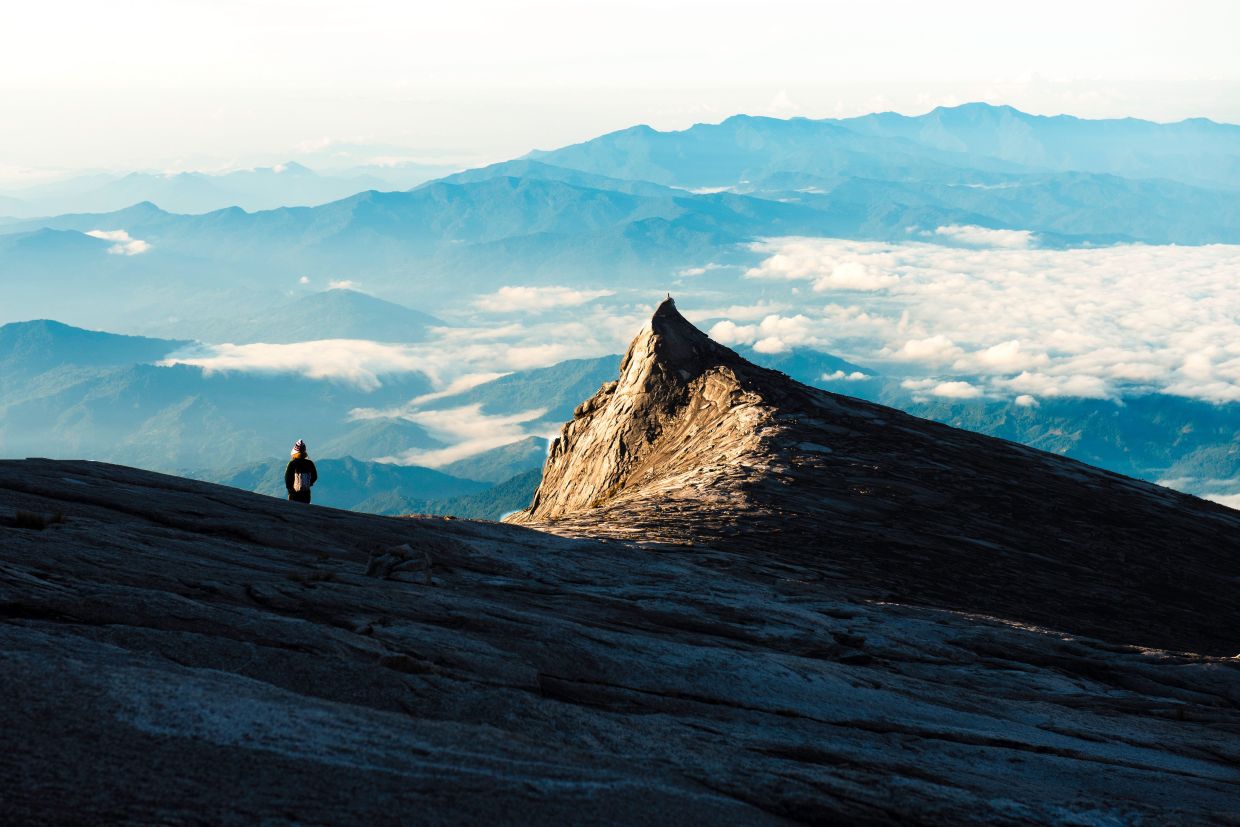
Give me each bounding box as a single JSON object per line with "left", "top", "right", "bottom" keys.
{"left": 370, "top": 404, "right": 548, "bottom": 468}
{"left": 162, "top": 340, "right": 430, "bottom": 391}
{"left": 676, "top": 263, "right": 730, "bottom": 277}
{"left": 684, "top": 301, "right": 788, "bottom": 324}
{"left": 821, "top": 370, "right": 870, "bottom": 382}
{"left": 1205, "top": 493, "right": 1240, "bottom": 510}
{"left": 746, "top": 239, "right": 897, "bottom": 291}
{"left": 733, "top": 237, "right": 1240, "bottom": 404}
{"left": 888, "top": 335, "right": 963, "bottom": 364}
{"left": 161, "top": 335, "right": 590, "bottom": 392}
{"left": 901, "top": 378, "right": 984, "bottom": 399}
{"left": 932, "top": 225, "right": 1037, "bottom": 249}
{"left": 475, "top": 286, "right": 615, "bottom": 313}
{"left": 157, "top": 303, "right": 650, "bottom": 393}
{"left": 709, "top": 314, "right": 823, "bottom": 354}
{"left": 404, "top": 372, "right": 509, "bottom": 406}
{"left": 85, "top": 229, "right": 150, "bottom": 255}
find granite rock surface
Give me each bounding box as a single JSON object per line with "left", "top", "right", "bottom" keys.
{"left": 3, "top": 301, "right": 1240, "bottom": 823}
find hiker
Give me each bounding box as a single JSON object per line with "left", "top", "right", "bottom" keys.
{"left": 285, "top": 439, "right": 318, "bottom": 504}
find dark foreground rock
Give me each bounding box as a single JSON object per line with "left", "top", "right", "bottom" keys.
{"left": 2, "top": 458, "right": 1239, "bottom": 824}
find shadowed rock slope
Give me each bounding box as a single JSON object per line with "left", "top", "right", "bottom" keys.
{"left": 511, "top": 298, "right": 1240, "bottom": 657}
{"left": 2, "top": 459, "right": 1239, "bottom": 824}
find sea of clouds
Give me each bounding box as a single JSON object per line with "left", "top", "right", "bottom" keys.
{"left": 162, "top": 230, "right": 1240, "bottom": 470}
{"left": 710, "top": 234, "right": 1240, "bottom": 405}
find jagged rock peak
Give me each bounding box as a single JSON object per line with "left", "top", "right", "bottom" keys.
{"left": 639, "top": 295, "right": 730, "bottom": 372}
{"left": 512, "top": 297, "right": 793, "bottom": 523}
{"left": 616, "top": 296, "right": 753, "bottom": 392}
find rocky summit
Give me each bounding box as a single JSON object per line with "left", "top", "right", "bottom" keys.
{"left": 1, "top": 302, "right": 1239, "bottom": 824}
{"left": 512, "top": 298, "right": 1240, "bottom": 657}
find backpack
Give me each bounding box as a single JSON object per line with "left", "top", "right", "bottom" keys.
{"left": 293, "top": 470, "right": 313, "bottom": 492}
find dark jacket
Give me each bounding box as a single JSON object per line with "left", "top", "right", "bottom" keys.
{"left": 285, "top": 455, "right": 318, "bottom": 502}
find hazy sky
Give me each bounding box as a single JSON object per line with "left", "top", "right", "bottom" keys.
{"left": 3, "top": 0, "right": 1239, "bottom": 180}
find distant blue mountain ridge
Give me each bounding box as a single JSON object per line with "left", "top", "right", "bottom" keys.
{"left": 2, "top": 103, "right": 1239, "bottom": 328}
{"left": 529, "top": 103, "right": 1240, "bottom": 190}
{"left": 0, "top": 160, "right": 459, "bottom": 218}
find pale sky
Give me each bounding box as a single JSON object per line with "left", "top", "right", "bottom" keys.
{"left": 2, "top": 0, "right": 1239, "bottom": 181}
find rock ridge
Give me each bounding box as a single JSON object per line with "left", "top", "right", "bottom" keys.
{"left": 510, "top": 299, "right": 1240, "bottom": 657}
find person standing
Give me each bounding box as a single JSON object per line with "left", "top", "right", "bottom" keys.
{"left": 285, "top": 439, "right": 318, "bottom": 504}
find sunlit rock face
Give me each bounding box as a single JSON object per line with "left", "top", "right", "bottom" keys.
{"left": 512, "top": 298, "right": 1240, "bottom": 657}
{"left": 516, "top": 297, "right": 778, "bottom": 521}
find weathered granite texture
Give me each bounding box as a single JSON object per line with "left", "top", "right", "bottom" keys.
{"left": 1, "top": 302, "right": 1239, "bottom": 823}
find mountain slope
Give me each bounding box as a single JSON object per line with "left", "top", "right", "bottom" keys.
{"left": 418, "top": 356, "right": 620, "bottom": 421}
{"left": 840, "top": 103, "right": 1240, "bottom": 189}
{"left": 0, "top": 319, "right": 187, "bottom": 377}
{"left": 527, "top": 115, "right": 1024, "bottom": 188}
{"left": 532, "top": 103, "right": 1240, "bottom": 190}
{"left": 427, "top": 159, "right": 678, "bottom": 197}
{"left": 416, "top": 467, "right": 543, "bottom": 519}
{"left": 0, "top": 163, "right": 396, "bottom": 216}
{"left": 3, "top": 454, "right": 1238, "bottom": 822}
{"left": 510, "top": 299, "right": 1240, "bottom": 656}
{"left": 171, "top": 288, "right": 443, "bottom": 345}
{"left": 315, "top": 417, "right": 443, "bottom": 461}
{"left": 437, "top": 436, "right": 549, "bottom": 483}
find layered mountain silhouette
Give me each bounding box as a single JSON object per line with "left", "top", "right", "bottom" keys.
{"left": 5, "top": 104, "right": 1240, "bottom": 333}
{"left": 531, "top": 103, "right": 1240, "bottom": 190}
{"left": 146, "top": 288, "right": 443, "bottom": 345}
{"left": 0, "top": 162, "right": 415, "bottom": 217}
{"left": 511, "top": 299, "right": 1240, "bottom": 655}
{"left": 0, "top": 319, "right": 187, "bottom": 380}
{"left": 837, "top": 103, "right": 1240, "bottom": 189}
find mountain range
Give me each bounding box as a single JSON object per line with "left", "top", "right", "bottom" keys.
{"left": 0, "top": 175, "right": 818, "bottom": 320}
{"left": 141, "top": 288, "right": 443, "bottom": 345}
{"left": 532, "top": 103, "right": 1240, "bottom": 190}
{"left": 0, "top": 160, "right": 460, "bottom": 218}
{"left": 0, "top": 317, "right": 556, "bottom": 517}
{"left": 3, "top": 103, "right": 1240, "bottom": 511}
{"left": 3, "top": 103, "right": 1240, "bottom": 330}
